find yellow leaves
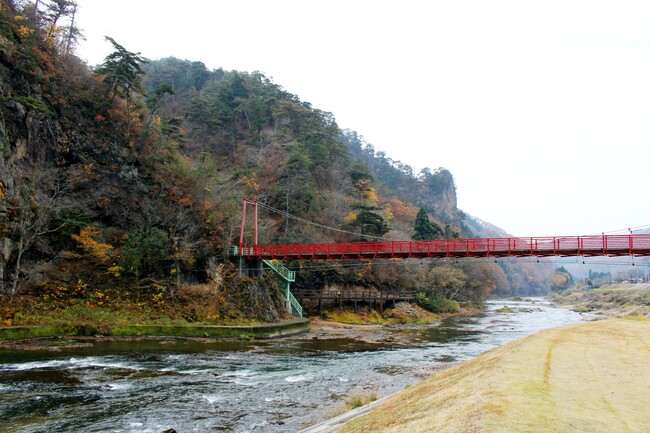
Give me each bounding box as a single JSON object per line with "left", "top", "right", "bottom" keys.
{"left": 364, "top": 187, "right": 378, "bottom": 203}
{"left": 107, "top": 264, "right": 124, "bottom": 278}
{"left": 73, "top": 279, "right": 88, "bottom": 295}
{"left": 152, "top": 292, "right": 165, "bottom": 307}
{"left": 17, "top": 25, "right": 34, "bottom": 39}
{"left": 71, "top": 226, "right": 113, "bottom": 264}
{"left": 94, "top": 290, "right": 108, "bottom": 306}
{"left": 40, "top": 280, "right": 86, "bottom": 301}
{"left": 343, "top": 211, "right": 358, "bottom": 224}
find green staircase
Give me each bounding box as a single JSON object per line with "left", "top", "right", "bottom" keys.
{"left": 263, "top": 260, "right": 303, "bottom": 317}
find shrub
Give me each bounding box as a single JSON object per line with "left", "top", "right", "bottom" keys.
{"left": 345, "top": 390, "right": 378, "bottom": 410}
{"left": 417, "top": 292, "right": 460, "bottom": 313}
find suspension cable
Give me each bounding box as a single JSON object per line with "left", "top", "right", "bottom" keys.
{"left": 255, "top": 201, "right": 392, "bottom": 241}
{"left": 598, "top": 224, "right": 650, "bottom": 235}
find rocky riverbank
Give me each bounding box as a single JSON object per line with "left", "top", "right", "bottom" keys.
{"left": 305, "top": 303, "right": 481, "bottom": 345}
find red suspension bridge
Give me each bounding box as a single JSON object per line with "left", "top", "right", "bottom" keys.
{"left": 231, "top": 200, "right": 650, "bottom": 261}
{"left": 230, "top": 200, "right": 650, "bottom": 317}
{"left": 233, "top": 235, "right": 650, "bottom": 260}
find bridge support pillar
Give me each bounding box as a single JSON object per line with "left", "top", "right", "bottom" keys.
{"left": 285, "top": 281, "right": 292, "bottom": 315}
{"left": 237, "top": 257, "right": 264, "bottom": 278}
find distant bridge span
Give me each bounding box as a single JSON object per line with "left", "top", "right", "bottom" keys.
{"left": 232, "top": 234, "right": 650, "bottom": 260}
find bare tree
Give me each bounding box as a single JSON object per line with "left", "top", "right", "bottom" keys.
{"left": 166, "top": 207, "right": 203, "bottom": 296}
{"left": 4, "top": 168, "right": 74, "bottom": 298}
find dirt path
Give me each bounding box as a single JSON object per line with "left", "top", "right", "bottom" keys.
{"left": 338, "top": 318, "right": 650, "bottom": 432}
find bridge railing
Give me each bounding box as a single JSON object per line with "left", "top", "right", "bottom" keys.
{"left": 236, "top": 234, "right": 650, "bottom": 259}
{"left": 293, "top": 289, "right": 417, "bottom": 301}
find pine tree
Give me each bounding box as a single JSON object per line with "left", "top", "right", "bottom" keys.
{"left": 413, "top": 208, "right": 442, "bottom": 240}
{"left": 96, "top": 36, "right": 148, "bottom": 102}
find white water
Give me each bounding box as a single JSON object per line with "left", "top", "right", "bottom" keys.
{"left": 0, "top": 298, "right": 589, "bottom": 432}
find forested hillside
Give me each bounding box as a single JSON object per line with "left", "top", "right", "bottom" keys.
{"left": 0, "top": 0, "right": 551, "bottom": 325}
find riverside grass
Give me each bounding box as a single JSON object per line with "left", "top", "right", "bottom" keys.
{"left": 341, "top": 318, "right": 650, "bottom": 433}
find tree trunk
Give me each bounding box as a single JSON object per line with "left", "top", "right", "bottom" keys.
{"left": 32, "top": 0, "right": 40, "bottom": 21}
{"left": 174, "top": 259, "right": 180, "bottom": 297}
{"left": 64, "top": 6, "right": 76, "bottom": 54}
{"left": 10, "top": 237, "right": 25, "bottom": 299}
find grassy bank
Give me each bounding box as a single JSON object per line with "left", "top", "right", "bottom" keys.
{"left": 0, "top": 318, "right": 310, "bottom": 341}
{"left": 548, "top": 283, "right": 650, "bottom": 317}
{"left": 0, "top": 280, "right": 311, "bottom": 341}
{"left": 341, "top": 318, "right": 650, "bottom": 432}
{"left": 1, "top": 278, "right": 291, "bottom": 331}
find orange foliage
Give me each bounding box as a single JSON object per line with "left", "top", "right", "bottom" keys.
{"left": 32, "top": 47, "right": 54, "bottom": 77}
{"left": 178, "top": 196, "right": 192, "bottom": 207}
{"left": 71, "top": 226, "right": 113, "bottom": 264}
{"left": 108, "top": 106, "right": 128, "bottom": 123}
{"left": 381, "top": 197, "right": 418, "bottom": 222}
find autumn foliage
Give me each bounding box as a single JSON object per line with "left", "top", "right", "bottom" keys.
{"left": 0, "top": 0, "right": 556, "bottom": 326}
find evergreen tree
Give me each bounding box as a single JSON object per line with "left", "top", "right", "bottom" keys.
{"left": 96, "top": 36, "right": 148, "bottom": 103}
{"left": 413, "top": 207, "right": 442, "bottom": 240}
{"left": 95, "top": 36, "right": 148, "bottom": 139}
{"left": 355, "top": 209, "right": 390, "bottom": 238}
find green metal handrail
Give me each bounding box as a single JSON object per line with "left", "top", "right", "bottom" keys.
{"left": 288, "top": 291, "right": 303, "bottom": 317}
{"left": 262, "top": 260, "right": 302, "bottom": 317}
{"left": 263, "top": 259, "right": 296, "bottom": 282}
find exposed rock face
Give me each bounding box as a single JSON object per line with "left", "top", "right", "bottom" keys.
{"left": 417, "top": 168, "right": 458, "bottom": 222}
{"left": 0, "top": 27, "right": 135, "bottom": 293}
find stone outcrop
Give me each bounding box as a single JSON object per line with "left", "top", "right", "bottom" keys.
{"left": 416, "top": 168, "right": 457, "bottom": 221}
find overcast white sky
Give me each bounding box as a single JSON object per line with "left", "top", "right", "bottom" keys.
{"left": 72, "top": 0, "right": 650, "bottom": 237}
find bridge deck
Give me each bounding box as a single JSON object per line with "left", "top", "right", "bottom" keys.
{"left": 235, "top": 234, "right": 650, "bottom": 260}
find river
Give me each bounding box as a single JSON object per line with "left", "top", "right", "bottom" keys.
{"left": 0, "top": 298, "right": 589, "bottom": 433}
